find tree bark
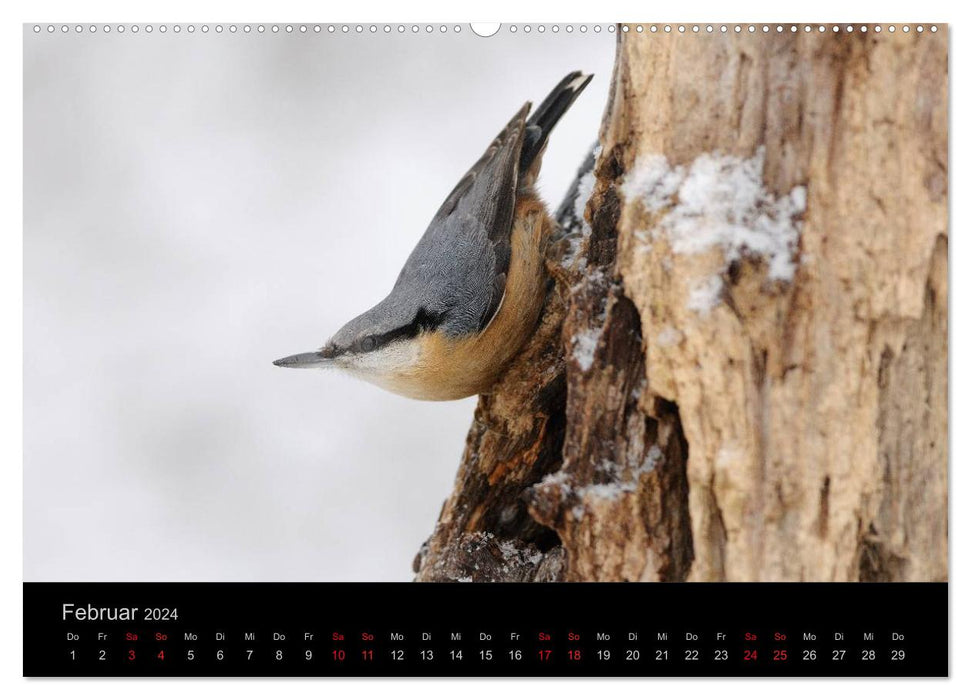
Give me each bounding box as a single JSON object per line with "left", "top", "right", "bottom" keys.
{"left": 414, "top": 26, "right": 948, "bottom": 583}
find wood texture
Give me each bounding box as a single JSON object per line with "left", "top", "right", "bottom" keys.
{"left": 415, "top": 26, "right": 948, "bottom": 583}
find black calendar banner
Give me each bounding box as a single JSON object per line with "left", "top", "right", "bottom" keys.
{"left": 24, "top": 582, "right": 947, "bottom": 677}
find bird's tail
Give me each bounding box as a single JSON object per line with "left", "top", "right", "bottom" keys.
{"left": 519, "top": 71, "right": 594, "bottom": 172}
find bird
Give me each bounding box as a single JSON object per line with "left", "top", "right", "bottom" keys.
{"left": 274, "top": 71, "right": 593, "bottom": 400}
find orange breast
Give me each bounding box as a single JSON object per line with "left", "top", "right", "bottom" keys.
{"left": 386, "top": 195, "right": 553, "bottom": 401}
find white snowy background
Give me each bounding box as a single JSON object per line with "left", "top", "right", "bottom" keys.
{"left": 24, "top": 25, "right": 615, "bottom": 581}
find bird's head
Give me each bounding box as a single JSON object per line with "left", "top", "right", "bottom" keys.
{"left": 273, "top": 295, "right": 441, "bottom": 394}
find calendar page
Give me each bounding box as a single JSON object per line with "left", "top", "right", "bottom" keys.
{"left": 22, "top": 20, "right": 948, "bottom": 678}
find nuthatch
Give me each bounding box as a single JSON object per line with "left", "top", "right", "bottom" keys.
{"left": 274, "top": 71, "right": 593, "bottom": 400}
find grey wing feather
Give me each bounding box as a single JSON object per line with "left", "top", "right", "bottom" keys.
{"left": 387, "top": 103, "right": 531, "bottom": 337}
{"left": 326, "top": 76, "right": 593, "bottom": 354}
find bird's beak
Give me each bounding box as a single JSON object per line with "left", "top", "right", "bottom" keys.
{"left": 272, "top": 351, "right": 334, "bottom": 369}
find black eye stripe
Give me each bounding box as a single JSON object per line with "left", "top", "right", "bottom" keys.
{"left": 353, "top": 308, "right": 445, "bottom": 354}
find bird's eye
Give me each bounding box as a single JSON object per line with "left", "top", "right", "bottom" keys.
{"left": 360, "top": 336, "right": 376, "bottom": 352}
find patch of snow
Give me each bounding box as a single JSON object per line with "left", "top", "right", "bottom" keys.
{"left": 573, "top": 169, "right": 597, "bottom": 232}
{"left": 642, "top": 444, "right": 663, "bottom": 473}
{"left": 574, "top": 446, "right": 664, "bottom": 508}
{"left": 456, "top": 576, "right": 472, "bottom": 583}
{"left": 570, "top": 146, "right": 602, "bottom": 237}
{"left": 543, "top": 444, "right": 665, "bottom": 523}
{"left": 498, "top": 540, "right": 521, "bottom": 560}
{"left": 632, "top": 228, "right": 654, "bottom": 253}
{"left": 494, "top": 538, "right": 544, "bottom": 568}
{"left": 572, "top": 327, "right": 603, "bottom": 371}
{"left": 621, "top": 147, "right": 807, "bottom": 307}
{"left": 538, "top": 469, "right": 569, "bottom": 489}
{"left": 716, "top": 444, "right": 743, "bottom": 468}
{"left": 583, "top": 482, "right": 637, "bottom": 500}
{"left": 575, "top": 267, "right": 608, "bottom": 297}
{"left": 686, "top": 276, "right": 724, "bottom": 314}
{"left": 559, "top": 234, "right": 585, "bottom": 267}
{"left": 596, "top": 459, "right": 621, "bottom": 476}
{"left": 621, "top": 153, "right": 684, "bottom": 211}
{"left": 655, "top": 325, "right": 682, "bottom": 348}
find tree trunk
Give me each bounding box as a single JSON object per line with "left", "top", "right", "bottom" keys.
{"left": 414, "top": 26, "right": 948, "bottom": 583}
